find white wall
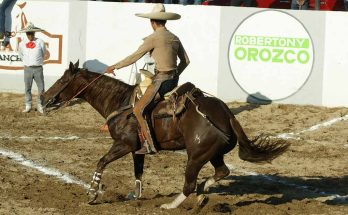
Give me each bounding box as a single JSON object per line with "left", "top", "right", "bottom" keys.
{"left": 0, "top": 0, "right": 70, "bottom": 92}
{"left": 322, "top": 11, "right": 348, "bottom": 107}
{"left": 1, "top": 1, "right": 348, "bottom": 107}
{"left": 83, "top": 3, "right": 221, "bottom": 94}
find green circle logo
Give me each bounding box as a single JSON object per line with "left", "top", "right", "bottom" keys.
{"left": 229, "top": 10, "right": 314, "bottom": 101}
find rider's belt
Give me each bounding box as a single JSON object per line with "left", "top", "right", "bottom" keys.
{"left": 154, "top": 69, "right": 178, "bottom": 81}
{"left": 25, "top": 65, "right": 43, "bottom": 68}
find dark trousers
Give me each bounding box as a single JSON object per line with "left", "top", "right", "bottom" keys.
{"left": 0, "top": 0, "right": 15, "bottom": 34}
{"left": 230, "top": 0, "right": 254, "bottom": 7}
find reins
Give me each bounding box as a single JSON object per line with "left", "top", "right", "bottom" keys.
{"left": 64, "top": 73, "right": 105, "bottom": 107}
{"left": 43, "top": 73, "right": 78, "bottom": 109}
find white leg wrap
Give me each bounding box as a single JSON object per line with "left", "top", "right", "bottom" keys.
{"left": 92, "top": 176, "right": 101, "bottom": 181}
{"left": 135, "top": 179, "right": 142, "bottom": 198}
{"left": 90, "top": 180, "right": 99, "bottom": 184}
{"left": 197, "top": 194, "right": 209, "bottom": 207}
{"left": 203, "top": 178, "right": 216, "bottom": 192}
{"left": 160, "top": 193, "right": 187, "bottom": 209}
{"left": 92, "top": 172, "right": 102, "bottom": 181}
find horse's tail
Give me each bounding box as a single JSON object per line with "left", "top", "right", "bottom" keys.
{"left": 229, "top": 116, "right": 290, "bottom": 163}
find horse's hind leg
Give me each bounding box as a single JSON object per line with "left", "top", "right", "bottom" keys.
{"left": 87, "top": 142, "right": 132, "bottom": 204}
{"left": 195, "top": 154, "right": 230, "bottom": 207}
{"left": 204, "top": 154, "right": 230, "bottom": 192}
{"left": 160, "top": 159, "right": 205, "bottom": 209}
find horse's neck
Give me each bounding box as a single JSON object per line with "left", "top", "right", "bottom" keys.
{"left": 78, "top": 72, "right": 134, "bottom": 118}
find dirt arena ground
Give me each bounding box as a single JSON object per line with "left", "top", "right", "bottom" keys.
{"left": 0, "top": 92, "right": 347, "bottom": 215}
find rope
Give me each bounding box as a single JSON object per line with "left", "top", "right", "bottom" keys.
{"left": 64, "top": 73, "right": 104, "bottom": 107}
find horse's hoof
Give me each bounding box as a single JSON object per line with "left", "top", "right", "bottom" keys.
{"left": 160, "top": 203, "right": 174, "bottom": 209}
{"left": 87, "top": 189, "right": 98, "bottom": 205}
{"left": 197, "top": 195, "right": 209, "bottom": 207}
{"left": 126, "top": 192, "right": 137, "bottom": 200}
{"left": 87, "top": 195, "right": 98, "bottom": 205}
{"left": 88, "top": 198, "right": 97, "bottom": 205}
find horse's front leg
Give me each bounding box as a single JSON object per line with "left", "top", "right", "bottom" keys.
{"left": 87, "top": 143, "right": 132, "bottom": 204}
{"left": 126, "top": 153, "right": 145, "bottom": 200}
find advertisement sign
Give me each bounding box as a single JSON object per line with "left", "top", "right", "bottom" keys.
{"left": 0, "top": 1, "right": 63, "bottom": 70}
{"left": 228, "top": 10, "right": 314, "bottom": 101}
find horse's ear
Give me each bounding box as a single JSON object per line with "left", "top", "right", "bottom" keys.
{"left": 69, "top": 62, "right": 74, "bottom": 71}
{"left": 74, "top": 60, "right": 79, "bottom": 69}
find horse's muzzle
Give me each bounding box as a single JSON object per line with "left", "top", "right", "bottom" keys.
{"left": 42, "top": 97, "right": 63, "bottom": 113}
{"left": 42, "top": 96, "right": 54, "bottom": 108}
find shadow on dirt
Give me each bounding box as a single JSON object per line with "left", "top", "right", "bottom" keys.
{"left": 98, "top": 192, "right": 179, "bottom": 205}
{"left": 230, "top": 92, "right": 272, "bottom": 115}
{"left": 207, "top": 174, "right": 348, "bottom": 206}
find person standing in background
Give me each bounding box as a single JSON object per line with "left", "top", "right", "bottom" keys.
{"left": 230, "top": 0, "right": 255, "bottom": 7}
{"left": 18, "top": 22, "right": 46, "bottom": 114}
{"left": 344, "top": 0, "right": 348, "bottom": 11}
{"left": 0, "top": 0, "right": 16, "bottom": 47}
{"left": 291, "top": 0, "right": 309, "bottom": 10}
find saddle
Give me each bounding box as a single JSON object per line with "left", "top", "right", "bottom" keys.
{"left": 105, "top": 82, "right": 204, "bottom": 123}
{"left": 105, "top": 80, "right": 211, "bottom": 147}
{"left": 152, "top": 82, "right": 203, "bottom": 120}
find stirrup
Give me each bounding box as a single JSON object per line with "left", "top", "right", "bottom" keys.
{"left": 135, "top": 141, "right": 155, "bottom": 155}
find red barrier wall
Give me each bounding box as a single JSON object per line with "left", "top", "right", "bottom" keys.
{"left": 203, "top": 0, "right": 345, "bottom": 11}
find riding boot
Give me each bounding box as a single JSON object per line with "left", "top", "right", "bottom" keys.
{"left": 135, "top": 120, "right": 157, "bottom": 155}
{"left": 135, "top": 140, "right": 151, "bottom": 155}
{"left": 133, "top": 82, "right": 162, "bottom": 155}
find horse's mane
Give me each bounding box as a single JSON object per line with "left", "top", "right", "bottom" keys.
{"left": 78, "top": 68, "right": 136, "bottom": 117}
{"left": 82, "top": 68, "right": 134, "bottom": 90}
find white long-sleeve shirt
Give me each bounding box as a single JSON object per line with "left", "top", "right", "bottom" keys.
{"left": 18, "top": 37, "right": 46, "bottom": 67}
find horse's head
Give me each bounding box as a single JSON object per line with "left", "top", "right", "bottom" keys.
{"left": 42, "top": 61, "right": 80, "bottom": 110}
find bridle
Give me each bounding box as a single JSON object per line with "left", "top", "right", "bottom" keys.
{"left": 43, "top": 73, "right": 78, "bottom": 109}
{"left": 64, "top": 73, "right": 104, "bottom": 106}
{"left": 44, "top": 71, "right": 104, "bottom": 109}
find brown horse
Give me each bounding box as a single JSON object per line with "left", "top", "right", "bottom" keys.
{"left": 42, "top": 61, "right": 290, "bottom": 209}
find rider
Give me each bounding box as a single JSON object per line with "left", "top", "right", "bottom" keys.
{"left": 105, "top": 4, "right": 190, "bottom": 154}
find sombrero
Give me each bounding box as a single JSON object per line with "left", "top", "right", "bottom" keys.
{"left": 18, "top": 22, "right": 44, "bottom": 33}
{"left": 135, "top": 3, "right": 180, "bottom": 21}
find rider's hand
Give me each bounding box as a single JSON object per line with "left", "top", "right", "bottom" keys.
{"left": 105, "top": 66, "right": 116, "bottom": 76}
